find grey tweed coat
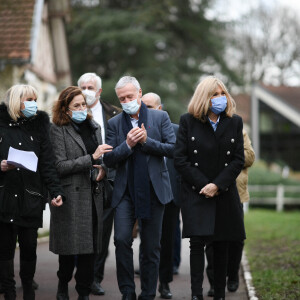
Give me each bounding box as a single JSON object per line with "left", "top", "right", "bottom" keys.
{"left": 49, "top": 120, "right": 104, "bottom": 255}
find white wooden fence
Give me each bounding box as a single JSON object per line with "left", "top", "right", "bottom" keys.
{"left": 249, "top": 184, "right": 300, "bottom": 211}
{"left": 38, "top": 185, "right": 300, "bottom": 234}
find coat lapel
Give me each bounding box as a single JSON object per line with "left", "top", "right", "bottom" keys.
{"left": 91, "top": 120, "right": 102, "bottom": 145}
{"left": 65, "top": 124, "right": 87, "bottom": 153}
{"left": 145, "top": 110, "right": 153, "bottom": 162}
{"left": 118, "top": 115, "right": 127, "bottom": 142}
{"left": 145, "top": 109, "right": 152, "bottom": 136}
{"left": 215, "top": 114, "right": 231, "bottom": 140}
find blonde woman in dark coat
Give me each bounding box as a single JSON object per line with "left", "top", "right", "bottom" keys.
{"left": 205, "top": 129, "right": 255, "bottom": 297}
{"left": 0, "top": 84, "right": 64, "bottom": 300}
{"left": 174, "top": 76, "right": 245, "bottom": 300}
{"left": 49, "top": 87, "right": 112, "bottom": 300}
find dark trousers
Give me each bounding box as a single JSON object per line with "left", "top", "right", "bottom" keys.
{"left": 227, "top": 241, "right": 244, "bottom": 281}
{"left": 190, "top": 237, "right": 206, "bottom": 297}
{"left": 206, "top": 240, "right": 244, "bottom": 286}
{"left": 173, "top": 216, "right": 181, "bottom": 269}
{"left": 57, "top": 254, "right": 94, "bottom": 296}
{"left": 190, "top": 237, "right": 229, "bottom": 298}
{"left": 159, "top": 201, "right": 180, "bottom": 283}
{"left": 93, "top": 207, "right": 114, "bottom": 282}
{"left": 114, "top": 187, "right": 164, "bottom": 299}
{"left": 0, "top": 221, "right": 38, "bottom": 296}
{"left": 0, "top": 222, "right": 38, "bottom": 262}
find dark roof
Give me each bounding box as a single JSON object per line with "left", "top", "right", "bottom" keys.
{"left": 260, "top": 83, "right": 300, "bottom": 113}
{"left": 234, "top": 93, "right": 251, "bottom": 124}
{"left": 0, "top": 0, "right": 35, "bottom": 61}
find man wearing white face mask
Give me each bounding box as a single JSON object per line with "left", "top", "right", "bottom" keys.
{"left": 103, "top": 76, "right": 176, "bottom": 300}
{"left": 77, "top": 73, "right": 121, "bottom": 296}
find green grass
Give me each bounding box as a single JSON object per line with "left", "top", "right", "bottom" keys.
{"left": 38, "top": 230, "right": 49, "bottom": 238}
{"left": 244, "top": 209, "right": 300, "bottom": 300}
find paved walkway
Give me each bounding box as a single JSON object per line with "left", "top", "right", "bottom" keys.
{"left": 9, "top": 237, "right": 248, "bottom": 300}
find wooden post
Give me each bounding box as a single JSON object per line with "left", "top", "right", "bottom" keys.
{"left": 276, "top": 184, "right": 284, "bottom": 212}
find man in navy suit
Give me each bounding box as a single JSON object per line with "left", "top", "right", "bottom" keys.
{"left": 142, "top": 93, "right": 181, "bottom": 299}
{"left": 103, "top": 76, "right": 175, "bottom": 300}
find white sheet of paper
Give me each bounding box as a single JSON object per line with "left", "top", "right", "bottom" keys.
{"left": 7, "top": 146, "right": 38, "bottom": 172}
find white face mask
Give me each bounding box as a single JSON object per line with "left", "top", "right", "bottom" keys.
{"left": 121, "top": 98, "right": 140, "bottom": 115}
{"left": 82, "top": 89, "right": 97, "bottom": 106}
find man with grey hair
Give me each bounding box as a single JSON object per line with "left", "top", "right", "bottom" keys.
{"left": 142, "top": 93, "right": 180, "bottom": 300}
{"left": 78, "top": 72, "right": 121, "bottom": 296}
{"left": 103, "top": 76, "right": 176, "bottom": 300}
{"left": 78, "top": 72, "right": 120, "bottom": 142}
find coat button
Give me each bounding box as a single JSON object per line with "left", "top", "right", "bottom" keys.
{"left": 225, "top": 188, "right": 229, "bottom": 191}
{"left": 10, "top": 219, "right": 13, "bottom": 222}
{"left": 192, "top": 186, "right": 196, "bottom": 190}
{"left": 194, "top": 150, "right": 197, "bottom": 154}
{"left": 9, "top": 123, "right": 12, "bottom": 126}
{"left": 194, "top": 163, "right": 198, "bottom": 167}
{"left": 17, "top": 168, "right": 20, "bottom": 171}
{"left": 227, "top": 151, "right": 230, "bottom": 155}
{"left": 15, "top": 194, "right": 18, "bottom": 197}
{"left": 231, "top": 138, "right": 235, "bottom": 143}
{"left": 225, "top": 163, "right": 228, "bottom": 167}
{"left": 19, "top": 142, "right": 22, "bottom": 145}
{"left": 191, "top": 137, "right": 195, "bottom": 141}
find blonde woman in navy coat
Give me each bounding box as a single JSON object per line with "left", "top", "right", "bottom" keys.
{"left": 174, "top": 76, "right": 245, "bottom": 300}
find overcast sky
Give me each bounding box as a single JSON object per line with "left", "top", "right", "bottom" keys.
{"left": 207, "top": 0, "right": 300, "bottom": 21}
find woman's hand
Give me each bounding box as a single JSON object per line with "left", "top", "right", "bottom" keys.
{"left": 92, "top": 144, "right": 113, "bottom": 160}
{"left": 1, "top": 160, "right": 16, "bottom": 172}
{"left": 51, "top": 195, "right": 63, "bottom": 207}
{"left": 93, "top": 165, "right": 106, "bottom": 181}
{"left": 200, "top": 183, "right": 219, "bottom": 198}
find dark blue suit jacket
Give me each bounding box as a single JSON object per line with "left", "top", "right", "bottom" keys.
{"left": 103, "top": 108, "right": 176, "bottom": 208}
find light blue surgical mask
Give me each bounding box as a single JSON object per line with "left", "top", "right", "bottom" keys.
{"left": 70, "top": 109, "right": 87, "bottom": 123}
{"left": 121, "top": 99, "right": 140, "bottom": 115}
{"left": 21, "top": 101, "right": 38, "bottom": 118}
{"left": 210, "top": 95, "right": 227, "bottom": 115}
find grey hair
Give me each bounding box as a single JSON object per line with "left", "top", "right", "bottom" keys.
{"left": 115, "top": 76, "right": 140, "bottom": 91}
{"left": 77, "top": 73, "right": 102, "bottom": 90}
{"left": 142, "top": 92, "right": 161, "bottom": 106}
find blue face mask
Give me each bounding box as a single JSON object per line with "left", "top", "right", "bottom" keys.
{"left": 121, "top": 99, "right": 140, "bottom": 115}
{"left": 210, "top": 95, "right": 227, "bottom": 115}
{"left": 70, "top": 109, "right": 87, "bottom": 123}
{"left": 21, "top": 101, "right": 38, "bottom": 118}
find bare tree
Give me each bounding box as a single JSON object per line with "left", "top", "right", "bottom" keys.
{"left": 225, "top": 4, "right": 300, "bottom": 89}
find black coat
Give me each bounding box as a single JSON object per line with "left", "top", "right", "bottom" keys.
{"left": 174, "top": 112, "right": 246, "bottom": 241}
{"left": 0, "top": 103, "right": 64, "bottom": 228}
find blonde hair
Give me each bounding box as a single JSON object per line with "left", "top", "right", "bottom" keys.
{"left": 188, "top": 76, "right": 236, "bottom": 122}
{"left": 4, "top": 84, "right": 38, "bottom": 121}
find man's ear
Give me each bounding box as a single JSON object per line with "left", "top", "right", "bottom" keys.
{"left": 96, "top": 88, "right": 103, "bottom": 99}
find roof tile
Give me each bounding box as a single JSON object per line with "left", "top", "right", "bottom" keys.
{"left": 0, "top": 0, "right": 36, "bottom": 60}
